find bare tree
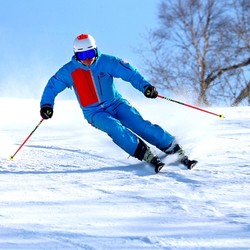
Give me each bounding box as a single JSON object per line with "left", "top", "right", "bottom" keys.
{"left": 139, "top": 0, "right": 250, "bottom": 106}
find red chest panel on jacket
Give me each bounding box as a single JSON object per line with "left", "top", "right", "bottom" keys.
{"left": 71, "top": 68, "right": 99, "bottom": 107}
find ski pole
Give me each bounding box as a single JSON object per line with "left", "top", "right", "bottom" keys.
{"left": 158, "top": 95, "right": 225, "bottom": 118}
{"left": 10, "top": 118, "right": 44, "bottom": 160}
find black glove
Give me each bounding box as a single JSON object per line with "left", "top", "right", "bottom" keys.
{"left": 144, "top": 85, "right": 158, "bottom": 98}
{"left": 40, "top": 105, "right": 53, "bottom": 119}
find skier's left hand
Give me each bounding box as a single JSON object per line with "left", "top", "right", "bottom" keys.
{"left": 144, "top": 85, "right": 158, "bottom": 98}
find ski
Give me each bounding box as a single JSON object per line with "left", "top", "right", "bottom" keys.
{"left": 153, "top": 157, "right": 198, "bottom": 173}
{"left": 184, "top": 159, "right": 198, "bottom": 169}
{"left": 154, "top": 162, "right": 165, "bottom": 173}
{"left": 181, "top": 156, "right": 198, "bottom": 170}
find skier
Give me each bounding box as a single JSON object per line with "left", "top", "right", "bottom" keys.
{"left": 40, "top": 34, "right": 197, "bottom": 173}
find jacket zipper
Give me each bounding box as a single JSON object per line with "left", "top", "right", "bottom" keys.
{"left": 97, "top": 76, "right": 103, "bottom": 95}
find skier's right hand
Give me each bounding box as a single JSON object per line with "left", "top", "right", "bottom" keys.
{"left": 40, "top": 104, "right": 53, "bottom": 119}
{"left": 144, "top": 85, "right": 158, "bottom": 98}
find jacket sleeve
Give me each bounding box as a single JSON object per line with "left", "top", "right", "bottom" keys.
{"left": 108, "top": 56, "right": 151, "bottom": 93}
{"left": 40, "top": 66, "right": 71, "bottom": 108}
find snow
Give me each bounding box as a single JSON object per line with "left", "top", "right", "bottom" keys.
{"left": 0, "top": 97, "right": 249, "bottom": 250}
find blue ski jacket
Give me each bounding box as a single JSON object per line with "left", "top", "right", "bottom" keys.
{"left": 40, "top": 50, "right": 175, "bottom": 157}
{"left": 40, "top": 51, "right": 151, "bottom": 121}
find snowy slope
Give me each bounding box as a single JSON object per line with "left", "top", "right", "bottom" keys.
{"left": 0, "top": 98, "right": 249, "bottom": 250}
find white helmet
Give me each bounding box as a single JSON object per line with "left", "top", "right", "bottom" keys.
{"left": 73, "top": 34, "right": 97, "bottom": 53}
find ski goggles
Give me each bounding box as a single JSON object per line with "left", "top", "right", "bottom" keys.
{"left": 76, "top": 49, "right": 97, "bottom": 60}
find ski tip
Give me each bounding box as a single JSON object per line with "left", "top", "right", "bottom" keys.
{"left": 155, "top": 163, "right": 165, "bottom": 173}
{"left": 187, "top": 160, "right": 198, "bottom": 170}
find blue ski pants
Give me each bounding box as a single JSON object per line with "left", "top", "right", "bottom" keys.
{"left": 85, "top": 100, "right": 174, "bottom": 157}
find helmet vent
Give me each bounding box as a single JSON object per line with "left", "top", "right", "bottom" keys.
{"left": 77, "top": 34, "right": 88, "bottom": 40}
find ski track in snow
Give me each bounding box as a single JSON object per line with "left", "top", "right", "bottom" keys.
{"left": 0, "top": 98, "right": 249, "bottom": 250}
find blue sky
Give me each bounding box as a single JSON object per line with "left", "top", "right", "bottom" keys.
{"left": 0, "top": 0, "right": 160, "bottom": 98}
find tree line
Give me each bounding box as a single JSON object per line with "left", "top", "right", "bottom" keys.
{"left": 140, "top": 0, "right": 249, "bottom": 106}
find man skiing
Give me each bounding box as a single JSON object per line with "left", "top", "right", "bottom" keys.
{"left": 40, "top": 33, "right": 197, "bottom": 173}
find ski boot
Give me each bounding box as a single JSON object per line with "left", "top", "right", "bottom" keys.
{"left": 143, "top": 148, "right": 165, "bottom": 173}
{"left": 162, "top": 140, "right": 183, "bottom": 156}
{"left": 162, "top": 140, "right": 198, "bottom": 169}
